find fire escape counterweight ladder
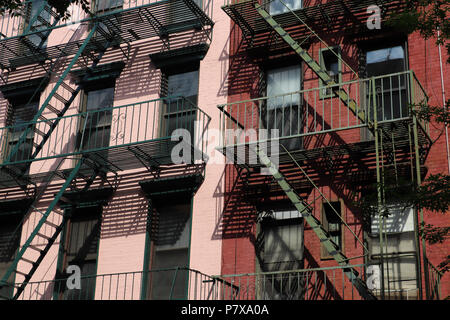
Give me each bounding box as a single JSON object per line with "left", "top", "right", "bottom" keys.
{"left": 254, "top": 145, "right": 377, "bottom": 300}
{"left": 0, "top": 21, "right": 118, "bottom": 299}
{"left": 0, "top": 159, "right": 85, "bottom": 299}
{"left": 252, "top": 3, "right": 377, "bottom": 300}
{"left": 254, "top": 3, "right": 368, "bottom": 127}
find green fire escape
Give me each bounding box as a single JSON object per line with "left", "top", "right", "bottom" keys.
{"left": 0, "top": 0, "right": 213, "bottom": 300}
{"left": 219, "top": 0, "right": 432, "bottom": 300}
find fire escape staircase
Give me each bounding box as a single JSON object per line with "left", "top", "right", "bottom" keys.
{"left": 246, "top": 3, "right": 377, "bottom": 300}
{"left": 0, "top": 7, "right": 122, "bottom": 299}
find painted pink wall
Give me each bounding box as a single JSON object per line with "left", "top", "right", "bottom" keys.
{"left": 6, "top": 1, "right": 229, "bottom": 300}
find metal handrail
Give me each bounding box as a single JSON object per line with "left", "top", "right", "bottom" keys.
{"left": 214, "top": 264, "right": 369, "bottom": 300}
{"left": 11, "top": 267, "right": 238, "bottom": 300}
{"left": 218, "top": 70, "right": 429, "bottom": 149}
{"left": 0, "top": 0, "right": 213, "bottom": 42}
{"left": 0, "top": 96, "right": 211, "bottom": 166}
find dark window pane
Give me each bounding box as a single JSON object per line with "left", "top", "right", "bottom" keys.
{"left": 62, "top": 206, "right": 101, "bottom": 300}
{"left": 0, "top": 213, "right": 23, "bottom": 299}
{"left": 147, "top": 201, "right": 192, "bottom": 300}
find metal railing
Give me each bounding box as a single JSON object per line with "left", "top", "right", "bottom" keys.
{"left": 213, "top": 264, "right": 369, "bottom": 300}
{"left": 9, "top": 267, "right": 237, "bottom": 300}
{"left": 0, "top": 96, "right": 210, "bottom": 167}
{"left": 0, "top": 0, "right": 213, "bottom": 41}
{"left": 218, "top": 70, "right": 429, "bottom": 149}
{"left": 425, "top": 258, "right": 443, "bottom": 300}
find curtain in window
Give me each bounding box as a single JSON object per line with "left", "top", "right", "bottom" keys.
{"left": 269, "top": 0, "right": 303, "bottom": 15}
{"left": 265, "top": 65, "right": 302, "bottom": 151}
{"left": 259, "top": 212, "right": 304, "bottom": 300}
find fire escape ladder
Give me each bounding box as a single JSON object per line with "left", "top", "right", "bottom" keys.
{"left": 21, "top": 2, "right": 61, "bottom": 53}
{"left": 251, "top": 3, "right": 377, "bottom": 300}
{"left": 2, "top": 22, "right": 116, "bottom": 181}
{"left": 0, "top": 158, "right": 85, "bottom": 300}
{"left": 254, "top": 3, "right": 368, "bottom": 127}
{"left": 253, "top": 144, "right": 377, "bottom": 300}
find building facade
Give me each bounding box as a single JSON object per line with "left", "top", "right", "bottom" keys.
{"left": 0, "top": 0, "right": 447, "bottom": 300}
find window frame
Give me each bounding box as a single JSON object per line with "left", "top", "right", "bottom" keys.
{"left": 255, "top": 207, "right": 305, "bottom": 273}
{"left": 159, "top": 66, "right": 200, "bottom": 140}
{"left": 320, "top": 199, "right": 345, "bottom": 260}
{"left": 142, "top": 195, "right": 194, "bottom": 300}
{"left": 268, "top": 0, "right": 303, "bottom": 16}
{"left": 54, "top": 205, "right": 103, "bottom": 300}
{"left": 319, "top": 46, "right": 342, "bottom": 99}
{"left": 0, "top": 210, "right": 26, "bottom": 299}
{"left": 263, "top": 63, "right": 304, "bottom": 151}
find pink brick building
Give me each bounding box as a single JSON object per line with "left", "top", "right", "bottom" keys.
{"left": 0, "top": 0, "right": 447, "bottom": 301}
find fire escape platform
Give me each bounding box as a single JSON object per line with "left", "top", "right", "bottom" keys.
{"left": 223, "top": 0, "right": 406, "bottom": 51}
{"left": 218, "top": 117, "right": 430, "bottom": 184}
{"left": 0, "top": 96, "right": 211, "bottom": 189}
{"left": 0, "top": 0, "right": 214, "bottom": 70}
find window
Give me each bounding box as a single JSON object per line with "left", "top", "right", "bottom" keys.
{"left": 57, "top": 206, "right": 102, "bottom": 300}
{"left": 368, "top": 205, "right": 418, "bottom": 299}
{"left": 0, "top": 212, "right": 24, "bottom": 299}
{"left": 365, "top": 44, "right": 408, "bottom": 121}
{"left": 264, "top": 65, "right": 303, "bottom": 151}
{"left": 319, "top": 47, "right": 342, "bottom": 98}
{"left": 269, "top": 0, "right": 303, "bottom": 15}
{"left": 25, "top": 0, "right": 50, "bottom": 48}
{"left": 78, "top": 84, "right": 114, "bottom": 159}
{"left": 257, "top": 209, "right": 304, "bottom": 299}
{"left": 321, "top": 201, "right": 343, "bottom": 259}
{"left": 5, "top": 95, "right": 39, "bottom": 173}
{"left": 162, "top": 69, "right": 199, "bottom": 141}
{"left": 145, "top": 199, "right": 192, "bottom": 300}
{"left": 94, "top": 0, "right": 123, "bottom": 14}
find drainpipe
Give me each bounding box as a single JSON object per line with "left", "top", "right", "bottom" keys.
{"left": 438, "top": 28, "right": 450, "bottom": 174}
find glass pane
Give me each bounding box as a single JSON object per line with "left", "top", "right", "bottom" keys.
{"left": 86, "top": 87, "right": 114, "bottom": 113}
{"left": 265, "top": 65, "right": 302, "bottom": 150}
{"left": 28, "top": 0, "right": 50, "bottom": 48}
{"left": 63, "top": 207, "right": 101, "bottom": 300}
{"left": 148, "top": 201, "right": 191, "bottom": 300}
{"left": 371, "top": 206, "right": 414, "bottom": 234}
{"left": 149, "top": 250, "right": 189, "bottom": 300}
{"left": 270, "top": 0, "right": 303, "bottom": 15}
{"left": 163, "top": 71, "right": 199, "bottom": 143}
{"left": 95, "top": 0, "right": 124, "bottom": 12}
{"left": 81, "top": 87, "right": 114, "bottom": 152}
{"left": 0, "top": 214, "right": 22, "bottom": 299}
{"left": 267, "top": 65, "right": 301, "bottom": 109}
{"left": 366, "top": 46, "right": 406, "bottom": 77}
{"left": 167, "top": 71, "right": 199, "bottom": 108}
{"left": 260, "top": 215, "right": 305, "bottom": 300}
{"left": 64, "top": 261, "right": 97, "bottom": 300}
{"left": 262, "top": 216, "right": 304, "bottom": 268}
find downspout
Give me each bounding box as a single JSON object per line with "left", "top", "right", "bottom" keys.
{"left": 438, "top": 28, "right": 450, "bottom": 174}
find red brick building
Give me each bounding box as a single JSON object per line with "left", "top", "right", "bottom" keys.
{"left": 218, "top": 0, "right": 449, "bottom": 300}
